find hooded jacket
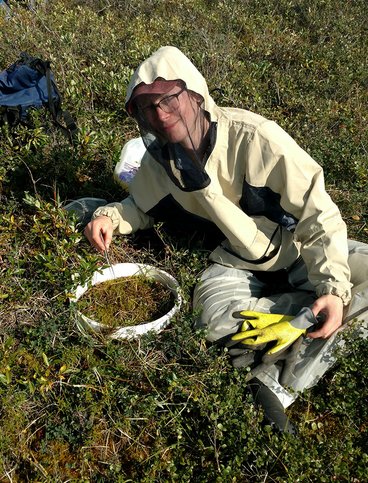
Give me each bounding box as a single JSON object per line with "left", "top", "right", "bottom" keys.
{"left": 94, "top": 46, "right": 351, "bottom": 304}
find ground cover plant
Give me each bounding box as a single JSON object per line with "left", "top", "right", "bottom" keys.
{"left": 0, "top": 0, "right": 367, "bottom": 481}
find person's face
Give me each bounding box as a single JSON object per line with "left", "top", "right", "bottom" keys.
{"left": 134, "top": 84, "right": 201, "bottom": 146}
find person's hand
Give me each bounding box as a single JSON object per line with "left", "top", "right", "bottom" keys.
{"left": 84, "top": 215, "right": 113, "bottom": 253}
{"left": 308, "top": 294, "right": 344, "bottom": 339}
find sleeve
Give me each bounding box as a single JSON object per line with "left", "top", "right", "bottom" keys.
{"left": 255, "top": 121, "right": 352, "bottom": 304}
{"left": 92, "top": 150, "right": 170, "bottom": 235}
{"left": 92, "top": 196, "right": 154, "bottom": 235}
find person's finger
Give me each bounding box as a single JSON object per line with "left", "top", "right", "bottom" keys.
{"left": 100, "top": 224, "right": 113, "bottom": 250}
{"left": 308, "top": 325, "right": 331, "bottom": 339}
{"left": 83, "top": 222, "right": 94, "bottom": 246}
{"left": 308, "top": 315, "right": 342, "bottom": 339}
{"left": 91, "top": 224, "right": 106, "bottom": 253}
{"left": 84, "top": 218, "right": 110, "bottom": 253}
{"left": 311, "top": 299, "right": 324, "bottom": 319}
{"left": 308, "top": 294, "right": 343, "bottom": 339}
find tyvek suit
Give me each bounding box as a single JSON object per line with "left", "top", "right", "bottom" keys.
{"left": 93, "top": 46, "right": 368, "bottom": 407}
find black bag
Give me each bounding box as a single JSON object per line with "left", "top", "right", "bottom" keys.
{"left": 0, "top": 52, "right": 77, "bottom": 142}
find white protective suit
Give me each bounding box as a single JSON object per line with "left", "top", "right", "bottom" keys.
{"left": 93, "top": 46, "right": 368, "bottom": 407}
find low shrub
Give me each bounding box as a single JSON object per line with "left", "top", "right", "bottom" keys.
{"left": 0, "top": 0, "right": 367, "bottom": 481}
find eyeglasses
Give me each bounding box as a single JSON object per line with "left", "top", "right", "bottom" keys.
{"left": 139, "top": 87, "right": 186, "bottom": 115}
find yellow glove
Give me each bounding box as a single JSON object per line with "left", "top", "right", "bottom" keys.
{"left": 226, "top": 310, "right": 295, "bottom": 351}
{"left": 230, "top": 308, "right": 317, "bottom": 384}
{"left": 234, "top": 310, "right": 295, "bottom": 332}
{"left": 232, "top": 320, "right": 306, "bottom": 355}
{"left": 231, "top": 308, "right": 316, "bottom": 356}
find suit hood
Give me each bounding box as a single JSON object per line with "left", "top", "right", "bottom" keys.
{"left": 125, "top": 46, "right": 218, "bottom": 121}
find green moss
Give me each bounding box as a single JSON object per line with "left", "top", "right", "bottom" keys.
{"left": 77, "top": 276, "right": 175, "bottom": 328}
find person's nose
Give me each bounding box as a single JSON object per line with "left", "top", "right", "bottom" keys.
{"left": 155, "top": 105, "right": 170, "bottom": 122}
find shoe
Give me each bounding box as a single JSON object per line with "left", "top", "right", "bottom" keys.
{"left": 63, "top": 197, "right": 107, "bottom": 228}
{"left": 249, "top": 378, "right": 297, "bottom": 435}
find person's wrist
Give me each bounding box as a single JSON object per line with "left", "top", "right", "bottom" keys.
{"left": 92, "top": 211, "right": 114, "bottom": 225}
{"left": 317, "top": 288, "right": 350, "bottom": 306}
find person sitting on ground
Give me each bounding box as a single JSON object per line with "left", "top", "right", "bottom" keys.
{"left": 83, "top": 45, "right": 368, "bottom": 434}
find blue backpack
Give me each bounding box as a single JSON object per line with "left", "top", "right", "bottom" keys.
{"left": 0, "top": 52, "right": 77, "bottom": 142}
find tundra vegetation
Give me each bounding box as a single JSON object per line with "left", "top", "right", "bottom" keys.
{"left": 0, "top": 0, "right": 367, "bottom": 481}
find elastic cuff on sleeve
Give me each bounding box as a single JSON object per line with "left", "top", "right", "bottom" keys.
{"left": 316, "top": 287, "right": 351, "bottom": 306}
{"left": 92, "top": 207, "right": 119, "bottom": 231}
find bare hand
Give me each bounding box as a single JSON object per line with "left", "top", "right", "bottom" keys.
{"left": 308, "top": 294, "right": 344, "bottom": 339}
{"left": 84, "top": 215, "right": 113, "bottom": 253}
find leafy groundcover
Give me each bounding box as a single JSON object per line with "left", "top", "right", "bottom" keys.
{"left": 0, "top": 0, "right": 367, "bottom": 481}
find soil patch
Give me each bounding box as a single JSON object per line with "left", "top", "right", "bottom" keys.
{"left": 77, "top": 275, "right": 175, "bottom": 328}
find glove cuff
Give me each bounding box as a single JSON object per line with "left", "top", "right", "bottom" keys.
{"left": 290, "top": 307, "right": 317, "bottom": 330}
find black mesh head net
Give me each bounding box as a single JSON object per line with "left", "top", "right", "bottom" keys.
{"left": 129, "top": 79, "right": 213, "bottom": 192}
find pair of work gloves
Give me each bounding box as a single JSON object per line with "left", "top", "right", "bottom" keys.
{"left": 225, "top": 307, "right": 318, "bottom": 386}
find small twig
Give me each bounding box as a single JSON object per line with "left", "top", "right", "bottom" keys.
{"left": 97, "top": 1, "right": 112, "bottom": 14}
{"left": 57, "top": 381, "right": 104, "bottom": 393}
{"left": 28, "top": 451, "right": 48, "bottom": 478}
{"left": 2, "top": 465, "right": 17, "bottom": 483}
{"left": 21, "top": 160, "right": 39, "bottom": 196}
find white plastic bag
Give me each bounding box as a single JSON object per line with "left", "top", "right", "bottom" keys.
{"left": 114, "top": 137, "right": 146, "bottom": 188}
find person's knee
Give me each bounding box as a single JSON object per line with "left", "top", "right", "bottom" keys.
{"left": 195, "top": 299, "right": 247, "bottom": 343}
{"left": 348, "top": 241, "right": 368, "bottom": 287}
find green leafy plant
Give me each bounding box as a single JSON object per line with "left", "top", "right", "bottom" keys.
{"left": 0, "top": 0, "right": 367, "bottom": 481}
